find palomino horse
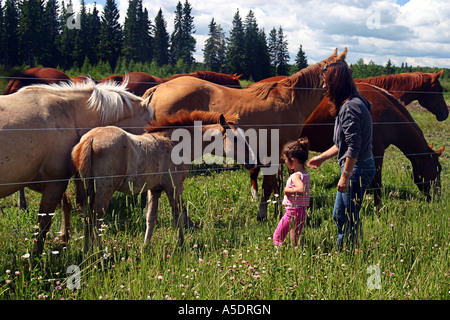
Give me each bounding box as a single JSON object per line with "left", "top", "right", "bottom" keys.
{"left": 3, "top": 67, "right": 71, "bottom": 94}
{"left": 301, "top": 83, "right": 443, "bottom": 204}
{"left": 100, "top": 71, "right": 242, "bottom": 96}
{"left": 355, "top": 70, "right": 448, "bottom": 121}
{"left": 71, "top": 110, "right": 256, "bottom": 251}
{"left": 0, "top": 80, "right": 154, "bottom": 253}
{"left": 142, "top": 48, "right": 348, "bottom": 220}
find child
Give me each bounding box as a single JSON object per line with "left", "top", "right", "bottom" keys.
{"left": 273, "top": 137, "right": 310, "bottom": 246}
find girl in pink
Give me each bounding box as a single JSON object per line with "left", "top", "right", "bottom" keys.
{"left": 273, "top": 137, "right": 310, "bottom": 246}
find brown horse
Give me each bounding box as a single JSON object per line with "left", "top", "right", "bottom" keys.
{"left": 4, "top": 67, "right": 71, "bottom": 94}
{"left": 301, "top": 83, "right": 443, "bottom": 204}
{"left": 72, "top": 110, "right": 256, "bottom": 251}
{"left": 0, "top": 81, "right": 154, "bottom": 253}
{"left": 100, "top": 71, "right": 242, "bottom": 96}
{"left": 141, "top": 48, "right": 348, "bottom": 220}
{"left": 355, "top": 70, "right": 448, "bottom": 121}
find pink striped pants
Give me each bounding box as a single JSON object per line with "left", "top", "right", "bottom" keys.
{"left": 273, "top": 206, "right": 307, "bottom": 246}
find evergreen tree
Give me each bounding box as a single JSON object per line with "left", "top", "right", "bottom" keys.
{"left": 385, "top": 58, "right": 394, "bottom": 75}
{"left": 98, "top": 0, "right": 122, "bottom": 70}
{"left": 256, "top": 28, "right": 272, "bottom": 80}
{"left": 18, "top": 0, "right": 44, "bottom": 67}
{"left": 275, "top": 27, "right": 289, "bottom": 75}
{"left": 243, "top": 10, "right": 259, "bottom": 80}
{"left": 268, "top": 28, "right": 278, "bottom": 73}
{"left": 0, "top": 2, "right": 5, "bottom": 66}
{"left": 170, "top": 1, "right": 195, "bottom": 65}
{"left": 226, "top": 9, "right": 245, "bottom": 76}
{"left": 203, "top": 18, "right": 226, "bottom": 72}
{"left": 57, "top": 0, "right": 78, "bottom": 69}
{"left": 85, "top": 4, "right": 101, "bottom": 66}
{"left": 295, "top": 44, "right": 308, "bottom": 71}
{"left": 40, "top": 0, "right": 60, "bottom": 67}
{"left": 153, "top": 8, "right": 170, "bottom": 66}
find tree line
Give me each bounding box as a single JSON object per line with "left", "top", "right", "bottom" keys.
{"left": 0, "top": 0, "right": 309, "bottom": 81}
{"left": 0, "top": 0, "right": 447, "bottom": 83}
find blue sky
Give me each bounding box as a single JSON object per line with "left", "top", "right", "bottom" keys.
{"left": 76, "top": 0, "right": 449, "bottom": 68}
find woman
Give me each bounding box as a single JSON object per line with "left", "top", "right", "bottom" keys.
{"left": 307, "top": 61, "right": 376, "bottom": 249}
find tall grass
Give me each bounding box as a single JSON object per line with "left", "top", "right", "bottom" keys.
{"left": 0, "top": 109, "right": 448, "bottom": 300}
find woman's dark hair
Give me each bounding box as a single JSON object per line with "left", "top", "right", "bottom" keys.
{"left": 282, "top": 137, "right": 310, "bottom": 166}
{"left": 321, "top": 61, "right": 359, "bottom": 116}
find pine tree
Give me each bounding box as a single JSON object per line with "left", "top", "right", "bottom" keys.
{"left": 98, "top": 0, "right": 122, "bottom": 70}
{"left": 295, "top": 44, "right": 308, "bottom": 71}
{"left": 385, "top": 59, "right": 394, "bottom": 75}
{"left": 256, "top": 28, "right": 272, "bottom": 80}
{"left": 122, "top": 0, "right": 139, "bottom": 62}
{"left": 243, "top": 10, "right": 259, "bottom": 80}
{"left": 275, "top": 27, "right": 289, "bottom": 75}
{"left": 18, "top": 0, "right": 44, "bottom": 67}
{"left": 3, "top": 0, "right": 20, "bottom": 68}
{"left": 268, "top": 28, "right": 277, "bottom": 72}
{"left": 226, "top": 9, "right": 245, "bottom": 76}
{"left": 203, "top": 18, "right": 226, "bottom": 72}
{"left": 153, "top": 8, "right": 170, "bottom": 66}
{"left": 0, "top": 2, "right": 5, "bottom": 66}
{"left": 57, "top": 0, "right": 79, "bottom": 69}
{"left": 40, "top": 0, "right": 60, "bottom": 67}
{"left": 170, "top": 1, "right": 195, "bottom": 66}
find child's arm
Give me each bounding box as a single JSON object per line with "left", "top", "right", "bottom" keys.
{"left": 284, "top": 173, "right": 305, "bottom": 195}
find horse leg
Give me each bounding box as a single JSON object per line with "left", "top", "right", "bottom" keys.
{"left": 257, "top": 174, "right": 277, "bottom": 221}
{"left": 18, "top": 188, "right": 27, "bottom": 210}
{"left": 143, "top": 189, "right": 162, "bottom": 246}
{"left": 373, "top": 151, "right": 385, "bottom": 206}
{"left": 34, "top": 182, "right": 68, "bottom": 255}
{"left": 59, "top": 192, "right": 72, "bottom": 246}
{"left": 164, "top": 185, "right": 185, "bottom": 246}
{"left": 249, "top": 167, "right": 260, "bottom": 199}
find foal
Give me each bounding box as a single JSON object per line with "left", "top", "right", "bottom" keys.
{"left": 72, "top": 110, "right": 256, "bottom": 251}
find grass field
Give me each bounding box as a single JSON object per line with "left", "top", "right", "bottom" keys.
{"left": 0, "top": 106, "right": 448, "bottom": 302}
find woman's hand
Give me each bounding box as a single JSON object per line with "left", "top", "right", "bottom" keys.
{"left": 337, "top": 174, "right": 350, "bottom": 193}
{"left": 307, "top": 156, "right": 322, "bottom": 169}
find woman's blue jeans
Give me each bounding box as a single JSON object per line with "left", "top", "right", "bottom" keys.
{"left": 333, "top": 157, "right": 376, "bottom": 249}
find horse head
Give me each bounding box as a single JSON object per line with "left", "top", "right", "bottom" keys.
{"left": 415, "top": 143, "right": 444, "bottom": 200}
{"left": 418, "top": 70, "right": 449, "bottom": 121}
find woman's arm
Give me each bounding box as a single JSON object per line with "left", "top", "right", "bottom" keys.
{"left": 307, "top": 145, "right": 339, "bottom": 169}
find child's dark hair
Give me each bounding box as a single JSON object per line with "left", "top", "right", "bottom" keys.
{"left": 281, "top": 137, "right": 310, "bottom": 166}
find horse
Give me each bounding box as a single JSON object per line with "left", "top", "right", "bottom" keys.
{"left": 300, "top": 82, "right": 443, "bottom": 205}
{"left": 355, "top": 70, "right": 448, "bottom": 121}
{"left": 99, "top": 71, "right": 242, "bottom": 96}
{"left": 4, "top": 67, "right": 71, "bottom": 94}
{"left": 71, "top": 110, "right": 256, "bottom": 251}
{"left": 0, "top": 80, "right": 154, "bottom": 253}
{"left": 247, "top": 71, "right": 448, "bottom": 203}
{"left": 141, "top": 48, "right": 348, "bottom": 220}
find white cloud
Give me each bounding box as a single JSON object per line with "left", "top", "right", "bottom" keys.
{"left": 80, "top": 0, "right": 450, "bottom": 68}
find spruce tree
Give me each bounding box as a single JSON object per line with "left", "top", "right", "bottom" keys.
{"left": 122, "top": 0, "right": 139, "bottom": 62}
{"left": 170, "top": 1, "right": 195, "bottom": 66}
{"left": 3, "top": 0, "right": 19, "bottom": 67}
{"left": 18, "top": 0, "right": 44, "bottom": 67}
{"left": 243, "top": 10, "right": 260, "bottom": 80}
{"left": 275, "top": 27, "right": 289, "bottom": 75}
{"left": 98, "top": 0, "right": 122, "bottom": 70}
{"left": 295, "top": 44, "right": 308, "bottom": 71}
{"left": 40, "top": 0, "right": 60, "bottom": 67}
{"left": 226, "top": 9, "right": 245, "bottom": 76}
{"left": 153, "top": 8, "right": 170, "bottom": 66}
{"left": 203, "top": 18, "right": 226, "bottom": 72}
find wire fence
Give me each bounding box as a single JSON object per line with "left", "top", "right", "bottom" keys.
{"left": 0, "top": 75, "right": 448, "bottom": 239}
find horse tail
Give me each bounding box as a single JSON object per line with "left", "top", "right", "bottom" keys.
{"left": 4, "top": 79, "right": 17, "bottom": 94}
{"left": 72, "top": 136, "right": 95, "bottom": 209}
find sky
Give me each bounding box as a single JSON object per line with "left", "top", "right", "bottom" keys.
{"left": 74, "top": 0, "right": 450, "bottom": 68}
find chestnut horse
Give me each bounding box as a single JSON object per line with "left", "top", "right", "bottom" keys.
{"left": 142, "top": 48, "right": 348, "bottom": 220}
{"left": 3, "top": 67, "right": 71, "bottom": 94}
{"left": 72, "top": 110, "right": 256, "bottom": 251}
{"left": 301, "top": 83, "right": 443, "bottom": 205}
{"left": 355, "top": 70, "right": 448, "bottom": 121}
{"left": 0, "top": 81, "right": 154, "bottom": 253}
{"left": 100, "top": 71, "right": 242, "bottom": 96}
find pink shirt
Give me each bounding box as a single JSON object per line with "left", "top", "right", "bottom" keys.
{"left": 282, "top": 172, "right": 310, "bottom": 208}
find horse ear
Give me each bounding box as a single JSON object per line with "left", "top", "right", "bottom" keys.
{"left": 338, "top": 47, "right": 348, "bottom": 60}
{"left": 219, "top": 114, "right": 228, "bottom": 128}
{"left": 436, "top": 69, "right": 444, "bottom": 78}
{"left": 332, "top": 48, "right": 338, "bottom": 56}
{"left": 435, "top": 145, "right": 445, "bottom": 157}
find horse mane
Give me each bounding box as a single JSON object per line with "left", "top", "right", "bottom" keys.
{"left": 18, "top": 79, "right": 144, "bottom": 125}
{"left": 355, "top": 73, "right": 431, "bottom": 94}
{"left": 145, "top": 110, "right": 239, "bottom": 133}
{"left": 247, "top": 62, "right": 324, "bottom": 100}
{"left": 192, "top": 71, "right": 241, "bottom": 86}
